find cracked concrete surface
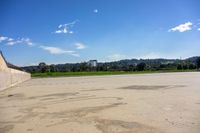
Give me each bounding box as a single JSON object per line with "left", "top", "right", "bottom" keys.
{"left": 0, "top": 72, "right": 200, "bottom": 133}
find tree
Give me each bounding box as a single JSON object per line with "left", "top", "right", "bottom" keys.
{"left": 183, "top": 64, "right": 188, "bottom": 70}
{"left": 189, "top": 64, "right": 196, "bottom": 70}
{"left": 39, "top": 62, "right": 48, "bottom": 73}
{"left": 80, "top": 62, "right": 88, "bottom": 71}
{"left": 159, "top": 64, "right": 166, "bottom": 69}
{"left": 49, "top": 65, "right": 56, "bottom": 72}
{"left": 177, "top": 64, "right": 182, "bottom": 70}
{"left": 196, "top": 57, "right": 200, "bottom": 69}
{"left": 128, "top": 64, "right": 136, "bottom": 71}
{"left": 136, "top": 62, "right": 146, "bottom": 71}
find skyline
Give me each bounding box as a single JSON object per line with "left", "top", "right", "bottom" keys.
{"left": 0, "top": 0, "right": 200, "bottom": 66}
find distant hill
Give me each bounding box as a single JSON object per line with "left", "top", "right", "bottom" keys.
{"left": 105, "top": 56, "right": 200, "bottom": 65}
{"left": 185, "top": 56, "right": 200, "bottom": 63}
{"left": 22, "top": 56, "right": 200, "bottom": 73}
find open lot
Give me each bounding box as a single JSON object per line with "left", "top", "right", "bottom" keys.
{"left": 0, "top": 72, "right": 200, "bottom": 133}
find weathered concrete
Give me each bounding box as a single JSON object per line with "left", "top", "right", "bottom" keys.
{"left": 0, "top": 72, "right": 200, "bottom": 133}
{"left": 0, "top": 53, "right": 31, "bottom": 91}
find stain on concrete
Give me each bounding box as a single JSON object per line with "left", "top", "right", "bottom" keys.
{"left": 118, "top": 85, "right": 185, "bottom": 90}
{"left": 28, "top": 92, "right": 79, "bottom": 99}
{"left": 0, "top": 125, "right": 14, "bottom": 133}
{"left": 27, "top": 128, "right": 33, "bottom": 131}
{"left": 81, "top": 89, "right": 106, "bottom": 92}
{"left": 43, "top": 103, "right": 126, "bottom": 127}
{"left": 42, "top": 102, "right": 126, "bottom": 119}
{"left": 66, "top": 96, "right": 123, "bottom": 102}
{"left": 95, "top": 118, "right": 162, "bottom": 133}
{"left": 7, "top": 94, "right": 13, "bottom": 97}
{"left": 0, "top": 93, "right": 25, "bottom": 99}
{"left": 41, "top": 97, "right": 56, "bottom": 101}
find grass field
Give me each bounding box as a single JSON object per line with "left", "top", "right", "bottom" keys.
{"left": 31, "top": 70, "right": 195, "bottom": 77}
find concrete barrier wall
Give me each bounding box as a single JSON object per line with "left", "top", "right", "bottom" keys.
{"left": 0, "top": 53, "right": 31, "bottom": 91}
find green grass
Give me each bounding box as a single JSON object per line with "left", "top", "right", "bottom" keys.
{"left": 31, "top": 70, "right": 195, "bottom": 78}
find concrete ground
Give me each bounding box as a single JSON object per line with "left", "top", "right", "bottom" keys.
{"left": 0, "top": 72, "right": 200, "bottom": 133}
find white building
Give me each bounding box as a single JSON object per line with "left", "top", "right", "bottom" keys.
{"left": 87, "top": 60, "right": 97, "bottom": 67}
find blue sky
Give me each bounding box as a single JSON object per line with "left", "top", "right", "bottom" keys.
{"left": 0, "top": 0, "right": 200, "bottom": 66}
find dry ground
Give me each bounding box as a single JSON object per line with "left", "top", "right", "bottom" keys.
{"left": 0, "top": 72, "right": 200, "bottom": 133}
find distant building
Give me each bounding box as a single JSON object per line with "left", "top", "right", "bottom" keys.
{"left": 87, "top": 60, "right": 97, "bottom": 67}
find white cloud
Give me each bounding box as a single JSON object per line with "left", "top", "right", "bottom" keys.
{"left": 55, "top": 30, "right": 62, "bottom": 34}
{"left": 7, "top": 41, "right": 18, "bottom": 45}
{"left": 71, "top": 53, "right": 80, "bottom": 57}
{"left": 0, "top": 35, "right": 33, "bottom": 46}
{"left": 94, "top": 9, "right": 98, "bottom": 13}
{"left": 197, "top": 28, "right": 200, "bottom": 31}
{"left": 107, "top": 54, "right": 126, "bottom": 61}
{"left": 68, "top": 30, "right": 73, "bottom": 34}
{"left": 6, "top": 38, "right": 33, "bottom": 46}
{"left": 74, "top": 42, "right": 86, "bottom": 49}
{"left": 39, "top": 45, "right": 79, "bottom": 57}
{"left": 23, "top": 38, "right": 33, "bottom": 45}
{"left": 0, "top": 36, "right": 8, "bottom": 42}
{"left": 8, "top": 38, "right": 14, "bottom": 41}
{"left": 168, "top": 22, "right": 193, "bottom": 32}
{"left": 54, "top": 20, "right": 78, "bottom": 34}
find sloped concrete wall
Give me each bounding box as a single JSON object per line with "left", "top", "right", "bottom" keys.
{"left": 0, "top": 53, "right": 31, "bottom": 91}
{"left": 0, "top": 52, "right": 7, "bottom": 70}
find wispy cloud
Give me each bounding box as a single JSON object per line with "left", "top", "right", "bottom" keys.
{"left": 70, "top": 53, "right": 80, "bottom": 57}
{"left": 107, "top": 54, "right": 126, "bottom": 61}
{"left": 0, "top": 35, "right": 33, "bottom": 46}
{"left": 74, "top": 42, "right": 86, "bottom": 49}
{"left": 54, "top": 20, "right": 78, "bottom": 34}
{"left": 0, "top": 36, "right": 8, "bottom": 43}
{"left": 8, "top": 38, "right": 14, "bottom": 41}
{"left": 39, "top": 45, "right": 79, "bottom": 57}
{"left": 198, "top": 28, "right": 200, "bottom": 31}
{"left": 93, "top": 9, "right": 98, "bottom": 13}
{"left": 168, "top": 22, "right": 193, "bottom": 32}
{"left": 1, "top": 34, "right": 80, "bottom": 57}
{"left": 7, "top": 38, "right": 33, "bottom": 46}
{"left": 138, "top": 52, "right": 162, "bottom": 59}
